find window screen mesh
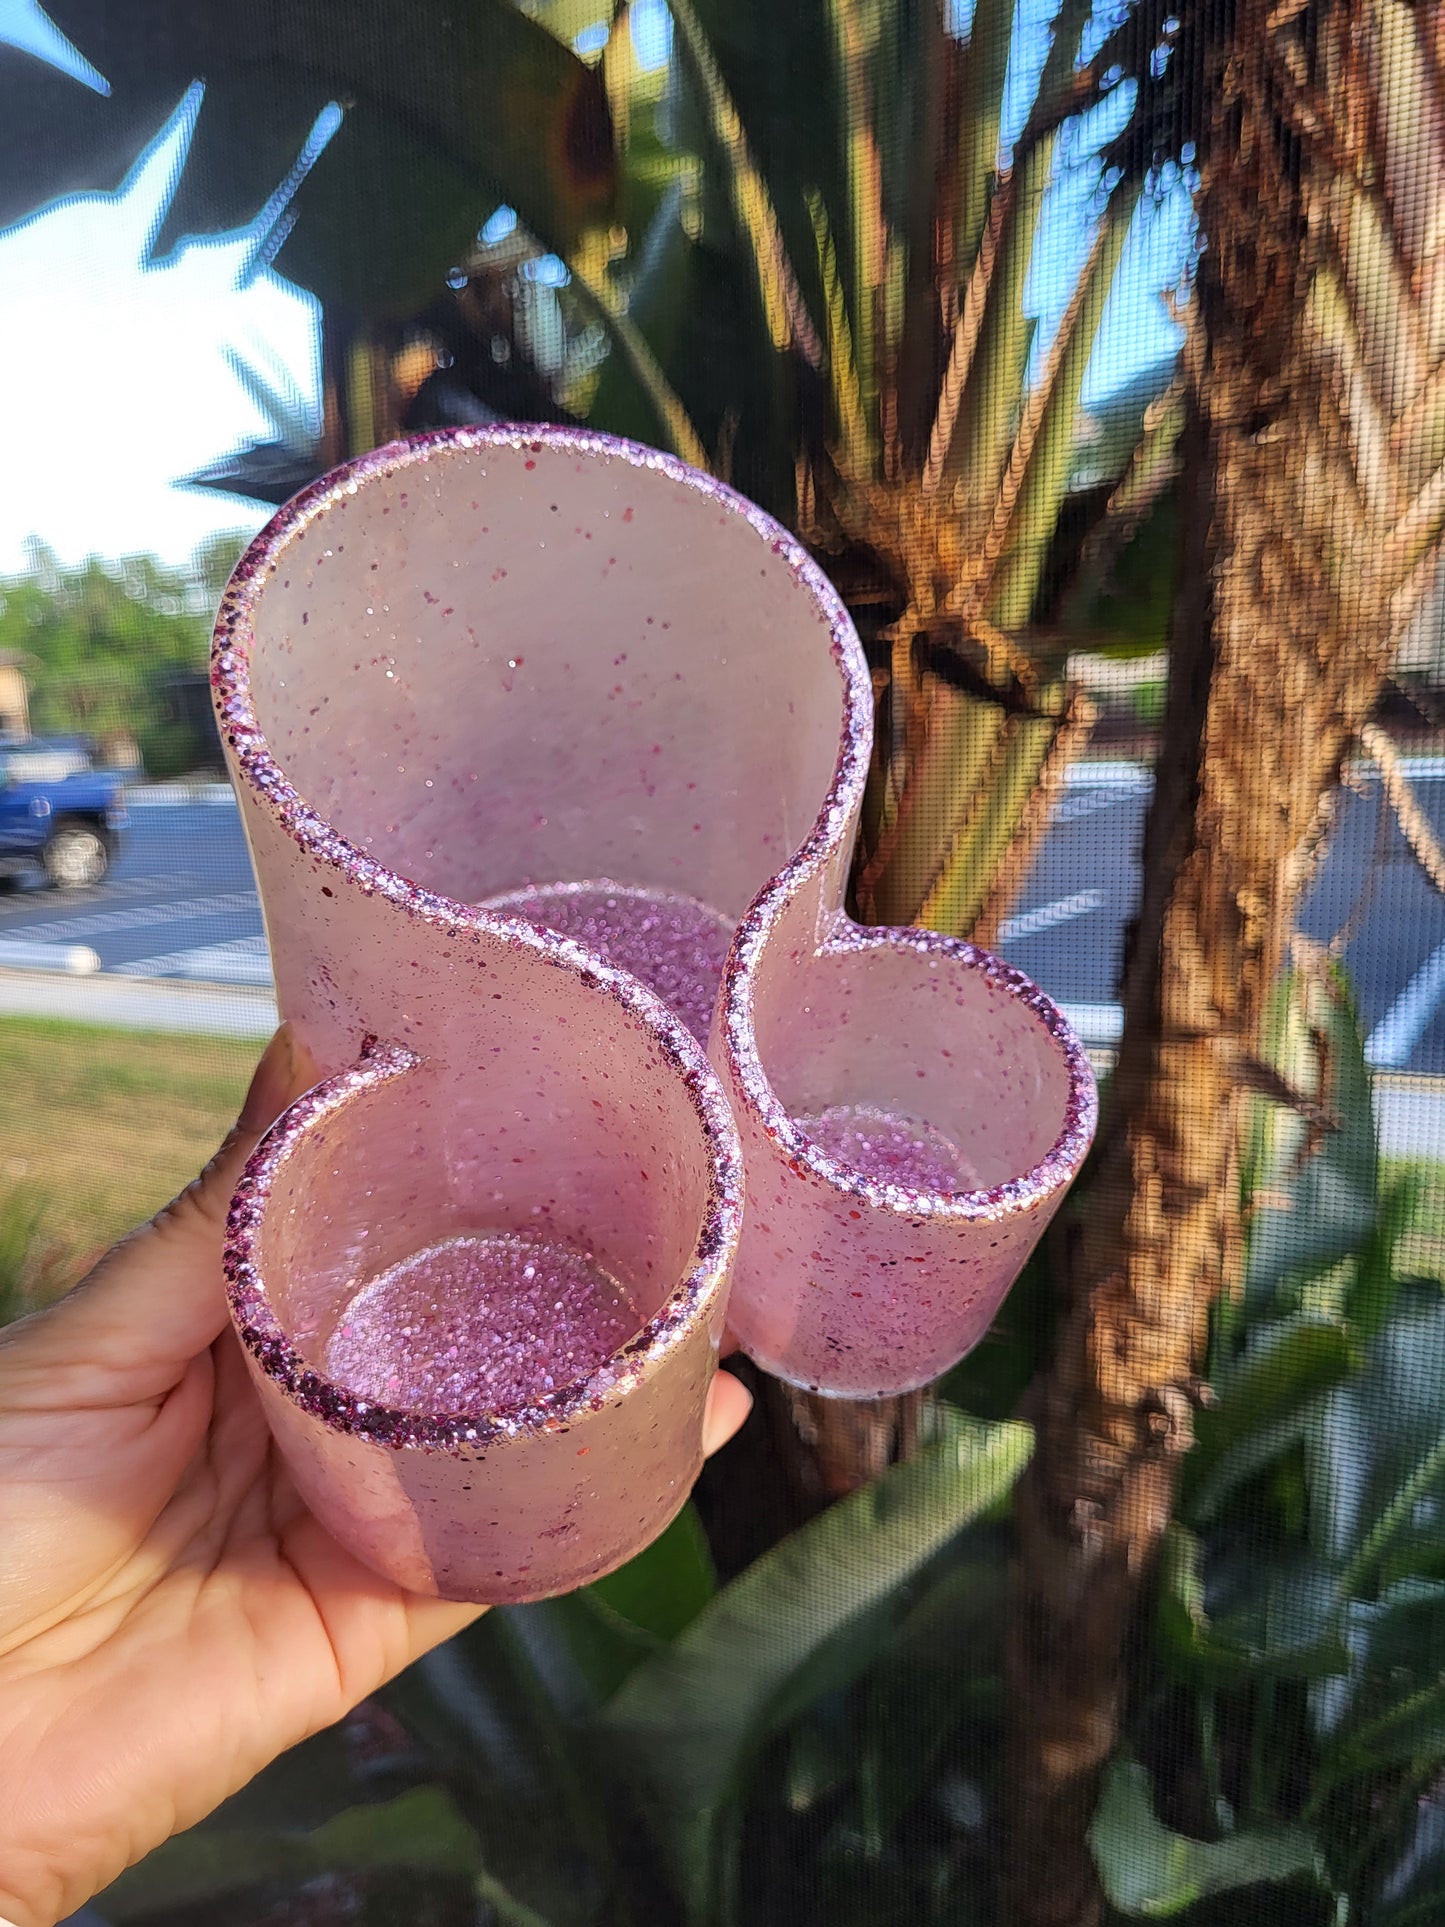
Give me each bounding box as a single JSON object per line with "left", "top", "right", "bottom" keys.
{"left": 2, "top": 2, "right": 1443, "bottom": 1923}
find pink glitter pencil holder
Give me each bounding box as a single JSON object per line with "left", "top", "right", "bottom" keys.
{"left": 213, "top": 425, "right": 1095, "bottom": 1430}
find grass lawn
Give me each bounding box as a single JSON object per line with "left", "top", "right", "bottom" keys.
{"left": 1389, "top": 1155, "right": 1445, "bottom": 1287}
{"left": 0, "top": 1016, "right": 259, "bottom": 1306}
{"left": 5, "top": 1015, "right": 1443, "bottom": 1321}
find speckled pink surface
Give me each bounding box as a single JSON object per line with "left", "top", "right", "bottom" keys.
{"left": 214, "top": 426, "right": 1095, "bottom": 1598}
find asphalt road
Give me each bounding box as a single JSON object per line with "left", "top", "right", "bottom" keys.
{"left": 0, "top": 793, "right": 270, "bottom": 985}
{"left": 999, "top": 757, "right": 1445, "bottom": 1075}
{"left": 3, "top": 763, "right": 1445, "bottom": 1074}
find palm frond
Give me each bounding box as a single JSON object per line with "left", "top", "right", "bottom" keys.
{"left": 568, "top": 257, "right": 711, "bottom": 468}
{"left": 825, "top": 0, "right": 887, "bottom": 458}
{"left": 1062, "top": 374, "right": 1185, "bottom": 628}
{"left": 980, "top": 177, "right": 1142, "bottom": 630}
{"left": 924, "top": 171, "right": 1015, "bottom": 497}
{"left": 807, "top": 188, "right": 871, "bottom": 469}
{"left": 953, "top": 0, "right": 1017, "bottom": 276}
{"left": 940, "top": 134, "right": 1054, "bottom": 506}
{"left": 666, "top": 0, "right": 824, "bottom": 366}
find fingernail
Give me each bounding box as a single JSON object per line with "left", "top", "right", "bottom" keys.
{"left": 239, "top": 1023, "right": 299, "bottom": 1135}
{"left": 701, "top": 1371, "right": 754, "bottom": 1456}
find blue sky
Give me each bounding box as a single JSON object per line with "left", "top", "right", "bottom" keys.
{"left": 0, "top": 0, "right": 1190, "bottom": 574}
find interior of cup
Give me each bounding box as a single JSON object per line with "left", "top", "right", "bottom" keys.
{"left": 236, "top": 431, "right": 859, "bottom": 923}
{"left": 748, "top": 930, "right": 1082, "bottom": 1195}
{"left": 246, "top": 1026, "right": 732, "bottom": 1420}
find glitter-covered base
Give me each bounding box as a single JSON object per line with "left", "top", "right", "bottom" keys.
{"left": 481, "top": 881, "right": 734, "bottom": 1047}
{"left": 792, "top": 1103, "right": 978, "bottom": 1195}
{"left": 324, "top": 1232, "right": 644, "bottom": 1415}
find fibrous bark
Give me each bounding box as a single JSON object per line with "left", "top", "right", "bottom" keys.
{"left": 1003, "top": 0, "right": 1445, "bottom": 1919}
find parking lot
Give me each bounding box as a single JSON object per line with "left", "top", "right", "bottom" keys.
{"left": 4, "top": 759, "right": 1445, "bottom": 1078}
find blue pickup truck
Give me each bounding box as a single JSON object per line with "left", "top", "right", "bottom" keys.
{"left": 0, "top": 737, "right": 129, "bottom": 887}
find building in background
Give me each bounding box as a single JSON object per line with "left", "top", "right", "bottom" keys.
{"left": 0, "top": 649, "right": 31, "bottom": 737}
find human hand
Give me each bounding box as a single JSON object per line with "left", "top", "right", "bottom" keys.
{"left": 0, "top": 1026, "right": 752, "bottom": 1927}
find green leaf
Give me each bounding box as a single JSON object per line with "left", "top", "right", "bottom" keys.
{"left": 937, "top": 1239, "right": 1055, "bottom": 1421}
{"left": 1349, "top": 1578, "right": 1445, "bottom": 1678}
{"left": 505, "top": 1589, "right": 659, "bottom": 1710}
{"left": 589, "top": 186, "right": 797, "bottom": 513}
{"left": 985, "top": 178, "right": 1143, "bottom": 632}
{"left": 858, "top": 1534, "right": 1010, "bottom": 1846}
{"left": 1309, "top": 1296, "right": 1445, "bottom": 1579}
{"left": 1315, "top": 1580, "right": 1445, "bottom": 1784}
{"left": 1371, "top": 1789, "right": 1445, "bottom": 1924}
{"left": 1186, "top": 1314, "right": 1358, "bottom": 1524}
{"left": 588, "top": 1499, "right": 716, "bottom": 1641}
{"left": 665, "top": 0, "right": 820, "bottom": 364}
{"left": 603, "top": 1417, "right": 1032, "bottom": 1911}
{"left": 569, "top": 247, "right": 710, "bottom": 469}
{"left": 2, "top": 1, "right": 616, "bottom": 316}
{"left": 100, "top": 1788, "right": 484, "bottom": 1919}
{"left": 1246, "top": 967, "right": 1379, "bottom": 1309}
{"left": 1346, "top": 1163, "right": 1441, "bottom": 1339}
{"left": 1326, "top": 1667, "right": 1445, "bottom": 1781}
{"left": 1156, "top": 1526, "right": 1350, "bottom": 1685}
{"left": 953, "top": 0, "right": 1015, "bottom": 274}
{"left": 807, "top": 185, "right": 870, "bottom": 467}
{"left": 1088, "top": 1758, "right": 1328, "bottom": 1917}
{"left": 916, "top": 699, "right": 1065, "bottom": 935}
{"left": 685, "top": 0, "right": 843, "bottom": 333}
{"left": 383, "top": 1615, "right": 620, "bottom": 1923}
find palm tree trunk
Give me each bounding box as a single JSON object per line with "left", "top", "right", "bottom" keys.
{"left": 1001, "top": 0, "right": 1445, "bottom": 1918}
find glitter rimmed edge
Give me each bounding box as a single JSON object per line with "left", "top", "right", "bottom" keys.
{"left": 223, "top": 1040, "right": 745, "bottom": 1453}
{"left": 211, "top": 422, "right": 872, "bottom": 884}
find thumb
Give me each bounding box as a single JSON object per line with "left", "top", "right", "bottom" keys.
{"left": 160, "top": 1020, "right": 321, "bottom": 1240}
{"left": 5, "top": 1026, "right": 319, "bottom": 1387}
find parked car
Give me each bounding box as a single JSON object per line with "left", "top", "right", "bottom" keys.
{"left": 0, "top": 736, "right": 128, "bottom": 887}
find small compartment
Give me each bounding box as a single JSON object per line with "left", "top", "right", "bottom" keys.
{"left": 252, "top": 1032, "right": 720, "bottom": 1421}
{"left": 753, "top": 931, "right": 1078, "bottom": 1198}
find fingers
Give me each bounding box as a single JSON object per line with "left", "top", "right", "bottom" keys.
{"left": 0, "top": 1027, "right": 319, "bottom": 1399}
{"left": 170, "top": 1021, "right": 322, "bottom": 1234}
{"left": 702, "top": 1368, "right": 752, "bottom": 1456}
{"left": 235, "top": 1022, "right": 322, "bottom": 1141}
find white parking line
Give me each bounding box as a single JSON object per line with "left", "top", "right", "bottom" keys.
{"left": 115, "top": 936, "right": 272, "bottom": 987}
{"left": 1053, "top": 786, "right": 1147, "bottom": 825}
{"left": 1365, "top": 940, "right": 1445, "bottom": 1070}
{"left": 0, "top": 877, "right": 179, "bottom": 915}
{"left": 1064, "top": 762, "right": 1153, "bottom": 788}
{"left": 1058, "top": 1001, "right": 1124, "bottom": 1049}
{"left": 125, "top": 784, "right": 238, "bottom": 808}
{"left": 0, "top": 940, "right": 101, "bottom": 974}
{"left": 0, "top": 891, "right": 260, "bottom": 946}
{"left": 998, "top": 889, "right": 1106, "bottom": 942}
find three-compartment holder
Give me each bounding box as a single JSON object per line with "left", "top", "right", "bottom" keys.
{"left": 214, "top": 427, "right": 1096, "bottom": 1602}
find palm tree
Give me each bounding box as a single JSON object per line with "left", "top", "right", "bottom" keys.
{"left": 550, "top": 0, "right": 1183, "bottom": 1508}
{"left": 592, "top": 0, "right": 1178, "bottom": 939}
{"left": 1003, "top": 0, "right": 1445, "bottom": 1918}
